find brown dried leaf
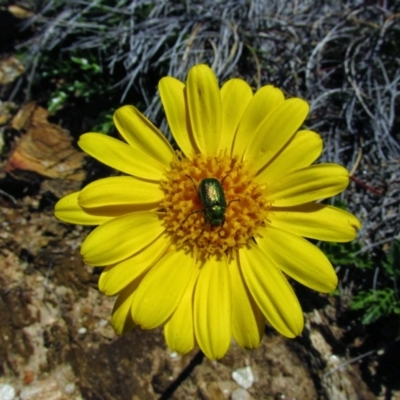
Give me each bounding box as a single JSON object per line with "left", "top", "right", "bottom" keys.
{"left": 0, "top": 57, "right": 25, "bottom": 85}
{"left": 8, "top": 5, "right": 35, "bottom": 19}
{"left": 5, "top": 103, "right": 86, "bottom": 181}
{"left": 0, "top": 102, "right": 16, "bottom": 126}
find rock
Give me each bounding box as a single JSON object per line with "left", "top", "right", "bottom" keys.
{"left": 0, "top": 384, "right": 16, "bottom": 400}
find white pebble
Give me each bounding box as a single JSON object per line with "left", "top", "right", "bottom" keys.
{"left": 65, "top": 383, "right": 75, "bottom": 394}
{"left": 78, "top": 327, "right": 87, "bottom": 334}
{"left": 0, "top": 384, "right": 16, "bottom": 400}
{"left": 98, "top": 319, "right": 108, "bottom": 327}
{"left": 231, "top": 388, "right": 251, "bottom": 400}
{"left": 232, "top": 366, "right": 254, "bottom": 389}
{"left": 169, "top": 351, "right": 180, "bottom": 360}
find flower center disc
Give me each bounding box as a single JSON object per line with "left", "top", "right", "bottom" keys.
{"left": 160, "top": 153, "right": 269, "bottom": 260}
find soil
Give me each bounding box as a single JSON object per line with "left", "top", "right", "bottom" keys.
{"left": 0, "top": 167, "right": 392, "bottom": 400}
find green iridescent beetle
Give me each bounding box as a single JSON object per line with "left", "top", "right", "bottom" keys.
{"left": 185, "top": 176, "right": 238, "bottom": 227}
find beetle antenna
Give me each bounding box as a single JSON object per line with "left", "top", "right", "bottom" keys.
{"left": 221, "top": 174, "right": 230, "bottom": 186}
{"left": 185, "top": 174, "right": 199, "bottom": 195}
{"left": 227, "top": 198, "right": 240, "bottom": 208}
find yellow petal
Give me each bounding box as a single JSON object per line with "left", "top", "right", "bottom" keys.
{"left": 243, "top": 98, "right": 310, "bottom": 171}
{"left": 113, "top": 105, "right": 174, "bottom": 167}
{"left": 79, "top": 176, "right": 163, "bottom": 208}
{"left": 111, "top": 280, "right": 140, "bottom": 334}
{"left": 267, "top": 164, "right": 350, "bottom": 206}
{"left": 159, "top": 77, "right": 195, "bottom": 158}
{"left": 194, "top": 257, "right": 231, "bottom": 360}
{"left": 257, "top": 225, "right": 338, "bottom": 293}
{"left": 78, "top": 133, "right": 165, "bottom": 181}
{"left": 239, "top": 243, "right": 304, "bottom": 337}
{"left": 270, "top": 203, "right": 361, "bottom": 242}
{"left": 230, "top": 256, "right": 264, "bottom": 349}
{"left": 164, "top": 267, "right": 200, "bottom": 355}
{"left": 232, "top": 85, "right": 285, "bottom": 157}
{"left": 186, "top": 64, "right": 222, "bottom": 155}
{"left": 99, "top": 234, "right": 171, "bottom": 296}
{"left": 131, "top": 250, "right": 196, "bottom": 329}
{"left": 219, "top": 79, "right": 253, "bottom": 152}
{"left": 256, "top": 130, "right": 323, "bottom": 183}
{"left": 81, "top": 212, "right": 164, "bottom": 266}
{"left": 54, "top": 191, "right": 114, "bottom": 225}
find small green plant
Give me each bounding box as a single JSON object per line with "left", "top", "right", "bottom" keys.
{"left": 321, "top": 240, "right": 373, "bottom": 270}
{"left": 351, "top": 288, "right": 400, "bottom": 325}
{"left": 91, "top": 109, "right": 115, "bottom": 135}
{"left": 349, "top": 240, "right": 400, "bottom": 325}
{"left": 43, "top": 54, "right": 107, "bottom": 113}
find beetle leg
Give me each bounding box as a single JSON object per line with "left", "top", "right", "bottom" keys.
{"left": 182, "top": 208, "right": 204, "bottom": 226}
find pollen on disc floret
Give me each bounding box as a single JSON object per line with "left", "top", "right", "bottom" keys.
{"left": 160, "top": 153, "right": 270, "bottom": 260}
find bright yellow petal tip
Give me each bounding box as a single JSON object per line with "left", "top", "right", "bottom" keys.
{"left": 54, "top": 63, "right": 360, "bottom": 360}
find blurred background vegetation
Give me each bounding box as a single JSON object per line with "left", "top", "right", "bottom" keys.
{"left": 1, "top": 0, "right": 399, "bottom": 397}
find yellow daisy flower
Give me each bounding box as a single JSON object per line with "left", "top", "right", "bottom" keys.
{"left": 55, "top": 64, "right": 360, "bottom": 360}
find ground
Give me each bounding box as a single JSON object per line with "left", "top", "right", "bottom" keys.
{"left": 0, "top": 122, "right": 383, "bottom": 399}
